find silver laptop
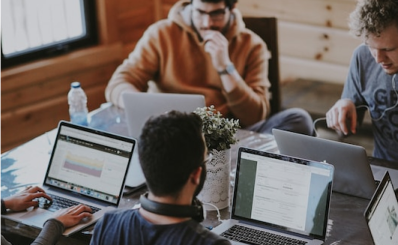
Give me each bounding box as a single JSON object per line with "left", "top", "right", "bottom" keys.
{"left": 273, "top": 128, "right": 377, "bottom": 199}
{"left": 3, "top": 121, "right": 135, "bottom": 236}
{"left": 122, "top": 92, "right": 205, "bottom": 188}
{"left": 213, "top": 147, "right": 334, "bottom": 245}
{"left": 364, "top": 171, "right": 398, "bottom": 245}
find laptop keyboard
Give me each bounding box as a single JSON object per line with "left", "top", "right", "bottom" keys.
{"left": 220, "top": 225, "right": 307, "bottom": 245}
{"left": 43, "top": 194, "right": 101, "bottom": 213}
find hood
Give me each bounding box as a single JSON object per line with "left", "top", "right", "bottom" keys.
{"left": 168, "top": 0, "right": 246, "bottom": 42}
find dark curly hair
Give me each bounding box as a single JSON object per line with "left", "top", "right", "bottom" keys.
{"left": 349, "top": 0, "right": 398, "bottom": 38}
{"left": 191, "top": 0, "right": 238, "bottom": 9}
{"left": 138, "top": 111, "right": 205, "bottom": 197}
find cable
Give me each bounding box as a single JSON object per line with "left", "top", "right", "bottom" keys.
{"left": 203, "top": 202, "right": 222, "bottom": 223}
{"left": 313, "top": 117, "right": 327, "bottom": 137}
{"left": 357, "top": 74, "right": 397, "bottom": 122}
{"left": 313, "top": 74, "right": 397, "bottom": 135}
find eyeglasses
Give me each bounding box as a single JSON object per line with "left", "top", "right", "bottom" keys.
{"left": 193, "top": 7, "right": 228, "bottom": 21}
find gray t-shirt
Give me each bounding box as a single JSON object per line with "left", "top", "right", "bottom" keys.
{"left": 342, "top": 44, "right": 398, "bottom": 161}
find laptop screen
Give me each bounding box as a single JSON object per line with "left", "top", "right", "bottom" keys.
{"left": 122, "top": 92, "right": 205, "bottom": 140}
{"left": 232, "top": 148, "right": 334, "bottom": 240}
{"left": 365, "top": 171, "right": 398, "bottom": 245}
{"left": 44, "top": 121, "right": 135, "bottom": 206}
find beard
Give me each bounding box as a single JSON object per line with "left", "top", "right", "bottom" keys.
{"left": 194, "top": 163, "right": 207, "bottom": 197}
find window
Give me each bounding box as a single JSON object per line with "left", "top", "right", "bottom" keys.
{"left": 1, "top": 0, "right": 98, "bottom": 68}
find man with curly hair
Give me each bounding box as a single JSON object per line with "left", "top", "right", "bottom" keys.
{"left": 326, "top": 0, "right": 398, "bottom": 161}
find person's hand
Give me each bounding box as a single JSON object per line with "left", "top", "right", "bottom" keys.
{"left": 326, "top": 99, "right": 357, "bottom": 135}
{"left": 53, "top": 204, "right": 93, "bottom": 228}
{"left": 203, "top": 30, "right": 231, "bottom": 71}
{"left": 3, "top": 186, "right": 52, "bottom": 212}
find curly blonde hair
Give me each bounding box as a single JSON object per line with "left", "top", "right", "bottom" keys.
{"left": 349, "top": 0, "right": 398, "bottom": 38}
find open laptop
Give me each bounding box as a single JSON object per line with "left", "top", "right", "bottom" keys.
{"left": 273, "top": 128, "right": 377, "bottom": 199}
{"left": 3, "top": 121, "right": 135, "bottom": 236}
{"left": 364, "top": 171, "right": 398, "bottom": 245}
{"left": 213, "top": 147, "right": 334, "bottom": 245}
{"left": 122, "top": 92, "right": 205, "bottom": 189}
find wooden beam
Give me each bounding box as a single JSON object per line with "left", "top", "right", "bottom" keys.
{"left": 154, "top": 0, "right": 163, "bottom": 21}
{"left": 96, "top": 0, "right": 120, "bottom": 44}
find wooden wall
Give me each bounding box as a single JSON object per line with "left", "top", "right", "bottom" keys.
{"left": 1, "top": 0, "right": 360, "bottom": 152}
{"left": 239, "top": 0, "right": 362, "bottom": 84}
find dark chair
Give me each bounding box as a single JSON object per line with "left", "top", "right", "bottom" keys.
{"left": 243, "top": 17, "right": 281, "bottom": 116}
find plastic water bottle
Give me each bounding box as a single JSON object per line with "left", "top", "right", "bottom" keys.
{"left": 68, "top": 81, "right": 88, "bottom": 126}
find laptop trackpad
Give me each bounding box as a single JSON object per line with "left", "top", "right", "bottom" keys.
{"left": 19, "top": 208, "right": 53, "bottom": 228}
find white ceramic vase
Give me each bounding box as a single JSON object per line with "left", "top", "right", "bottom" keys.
{"left": 198, "top": 148, "right": 231, "bottom": 210}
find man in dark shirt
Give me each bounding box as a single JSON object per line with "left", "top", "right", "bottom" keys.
{"left": 90, "top": 111, "right": 230, "bottom": 245}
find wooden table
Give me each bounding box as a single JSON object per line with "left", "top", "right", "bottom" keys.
{"left": 1, "top": 103, "right": 395, "bottom": 244}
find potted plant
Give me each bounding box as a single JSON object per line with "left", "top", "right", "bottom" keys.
{"left": 193, "top": 105, "right": 240, "bottom": 210}
{"left": 193, "top": 105, "right": 240, "bottom": 151}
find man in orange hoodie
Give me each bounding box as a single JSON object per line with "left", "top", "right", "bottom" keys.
{"left": 106, "top": 0, "right": 313, "bottom": 135}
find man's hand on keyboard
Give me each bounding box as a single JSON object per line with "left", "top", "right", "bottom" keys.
{"left": 53, "top": 204, "right": 93, "bottom": 228}
{"left": 2, "top": 185, "right": 52, "bottom": 212}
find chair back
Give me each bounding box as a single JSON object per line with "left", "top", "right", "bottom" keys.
{"left": 243, "top": 17, "right": 281, "bottom": 115}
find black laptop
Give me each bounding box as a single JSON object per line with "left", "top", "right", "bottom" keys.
{"left": 364, "top": 171, "right": 398, "bottom": 245}
{"left": 212, "top": 147, "right": 334, "bottom": 245}
{"left": 3, "top": 121, "right": 135, "bottom": 236}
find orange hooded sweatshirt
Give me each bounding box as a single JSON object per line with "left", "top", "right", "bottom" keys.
{"left": 105, "top": 0, "right": 271, "bottom": 127}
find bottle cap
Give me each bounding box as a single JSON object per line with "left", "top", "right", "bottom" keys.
{"left": 71, "top": 81, "right": 81, "bottom": 88}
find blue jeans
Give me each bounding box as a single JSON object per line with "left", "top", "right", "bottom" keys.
{"left": 246, "top": 108, "right": 314, "bottom": 136}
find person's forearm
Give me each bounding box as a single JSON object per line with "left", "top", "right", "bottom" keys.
{"left": 31, "top": 219, "right": 64, "bottom": 245}
{"left": 105, "top": 79, "right": 139, "bottom": 108}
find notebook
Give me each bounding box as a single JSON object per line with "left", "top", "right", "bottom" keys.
{"left": 212, "top": 147, "right": 334, "bottom": 245}
{"left": 3, "top": 121, "right": 135, "bottom": 236}
{"left": 364, "top": 171, "right": 398, "bottom": 245}
{"left": 273, "top": 128, "right": 377, "bottom": 199}
{"left": 122, "top": 92, "right": 205, "bottom": 188}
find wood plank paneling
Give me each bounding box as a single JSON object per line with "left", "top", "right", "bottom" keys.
{"left": 118, "top": 7, "right": 155, "bottom": 45}
{"left": 280, "top": 55, "right": 349, "bottom": 84}
{"left": 239, "top": 0, "right": 357, "bottom": 29}
{"left": 1, "top": 44, "right": 123, "bottom": 152}
{"left": 2, "top": 44, "right": 123, "bottom": 92}
{"left": 239, "top": 0, "right": 360, "bottom": 84}
{"left": 1, "top": 44, "right": 121, "bottom": 117}
{"left": 161, "top": 0, "right": 179, "bottom": 18}
{"left": 1, "top": 85, "right": 107, "bottom": 153}
{"left": 2, "top": 64, "right": 117, "bottom": 112}
{"left": 96, "top": 0, "right": 120, "bottom": 44}
{"left": 278, "top": 20, "right": 361, "bottom": 66}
